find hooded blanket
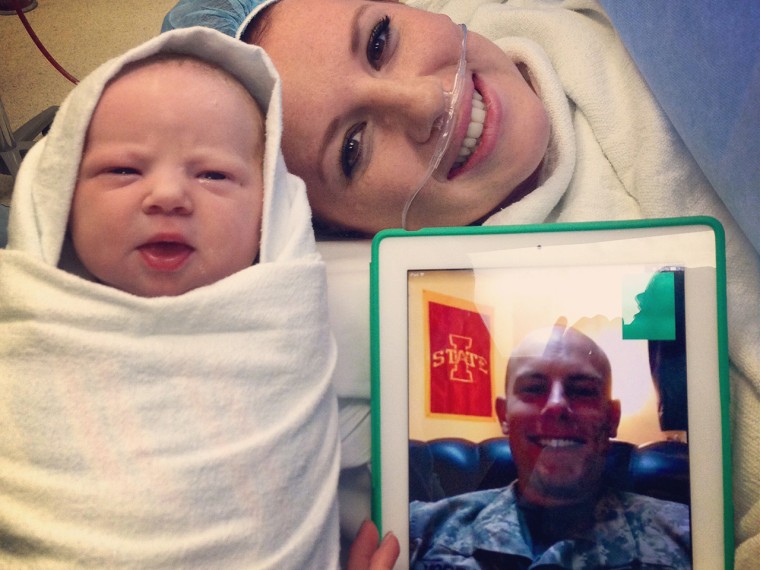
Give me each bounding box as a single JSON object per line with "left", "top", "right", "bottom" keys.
{"left": 0, "top": 28, "right": 340, "bottom": 569}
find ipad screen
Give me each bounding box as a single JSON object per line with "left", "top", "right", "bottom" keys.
{"left": 372, "top": 219, "right": 729, "bottom": 570}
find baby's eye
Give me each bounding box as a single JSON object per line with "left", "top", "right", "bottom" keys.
{"left": 108, "top": 166, "right": 139, "bottom": 176}
{"left": 341, "top": 123, "right": 365, "bottom": 179}
{"left": 200, "top": 171, "right": 228, "bottom": 181}
{"left": 367, "top": 15, "right": 391, "bottom": 71}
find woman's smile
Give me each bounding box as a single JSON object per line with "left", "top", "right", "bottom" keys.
{"left": 450, "top": 88, "right": 486, "bottom": 175}
{"left": 445, "top": 76, "right": 503, "bottom": 181}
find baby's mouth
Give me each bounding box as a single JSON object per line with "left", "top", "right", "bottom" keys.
{"left": 450, "top": 89, "right": 486, "bottom": 175}
{"left": 138, "top": 241, "right": 195, "bottom": 271}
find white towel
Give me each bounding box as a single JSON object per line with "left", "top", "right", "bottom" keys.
{"left": 0, "top": 28, "right": 340, "bottom": 569}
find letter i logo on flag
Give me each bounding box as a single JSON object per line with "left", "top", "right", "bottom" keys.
{"left": 425, "top": 292, "right": 494, "bottom": 418}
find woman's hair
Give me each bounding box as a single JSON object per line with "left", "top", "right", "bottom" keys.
{"left": 240, "top": 1, "right": 279, "bottom": 46}
{"left": 311, "top": 217, "right": 371, "bottom": 241}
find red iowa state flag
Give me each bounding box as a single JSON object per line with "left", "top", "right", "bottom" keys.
{"left": 427, "top": 298, "right": 493, "bottom": 417}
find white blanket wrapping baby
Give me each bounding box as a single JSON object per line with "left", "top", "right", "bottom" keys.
{"left": 0, "top": 29, "right": 340, "bottom": 569}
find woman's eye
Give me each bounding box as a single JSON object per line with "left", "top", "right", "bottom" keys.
{"left": 367, "top": 15, "right": 391, "bottom": 70}
{"left": 341, "top": 123, "right": 365, "bottom": 179}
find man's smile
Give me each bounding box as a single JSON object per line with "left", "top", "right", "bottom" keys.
{"left": 530, "top": 436, "right": 585, "bottom": 449}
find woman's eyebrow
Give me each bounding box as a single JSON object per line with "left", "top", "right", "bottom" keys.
{"left": 351, "top": 4, "right": 371, "bottom": 54}
{"left": 318, "top": 116, "right": 340, "bottom": 186}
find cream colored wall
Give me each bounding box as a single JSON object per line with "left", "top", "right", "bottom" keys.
{"left": 408, "top": 266, "right": 668, "bottom": 445}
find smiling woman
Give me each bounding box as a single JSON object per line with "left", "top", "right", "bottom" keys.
{"left": 244, "top": 0, "right": 550, "bottom": 233}
{"left": 161, "top": 1, "right": 760, "bottom": 567}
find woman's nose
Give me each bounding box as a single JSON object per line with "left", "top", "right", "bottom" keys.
{"left": 363, "top": 77, "right": 448, "bottom": 143}
{"left": 142, "top": 171, "right": 193, "bottom": 215}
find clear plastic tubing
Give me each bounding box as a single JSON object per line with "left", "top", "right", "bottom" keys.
{"left": 401, "top": 23, "right": 468, "bottom": 230}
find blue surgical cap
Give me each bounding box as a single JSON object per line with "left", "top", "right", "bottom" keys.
{"left": 161, "top": 0, "right": 280, "bottom": 39}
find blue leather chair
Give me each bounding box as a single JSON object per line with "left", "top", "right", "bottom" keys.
{"left": 409, "top": 437, "right": 690, "bottom": 505}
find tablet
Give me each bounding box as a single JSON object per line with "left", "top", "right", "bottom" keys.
{"left": 370, "top": 217, "right": 731, "bottom": 570}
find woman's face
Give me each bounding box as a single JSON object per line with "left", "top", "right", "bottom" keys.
{"left": 253, "top": 0, "right": 550, "bottom": 233}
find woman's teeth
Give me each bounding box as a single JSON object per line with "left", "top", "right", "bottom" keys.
{"left": 452, "top": 90, "right": 485, "bottom": 170}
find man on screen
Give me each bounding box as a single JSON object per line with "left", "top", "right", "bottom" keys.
{"left": 409, "top": 319, "right": 692, "bottom": 569}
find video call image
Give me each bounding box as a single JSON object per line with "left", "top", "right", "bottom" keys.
{"left": 406, "top": 264, "right": 692, "bottom": 568}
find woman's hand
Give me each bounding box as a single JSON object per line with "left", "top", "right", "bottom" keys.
{"left": 346, "top": 519, "right": 400, "bottom": 570}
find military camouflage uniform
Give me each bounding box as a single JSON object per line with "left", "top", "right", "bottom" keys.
{"left": 410, "top": 482, "right": 691, "bottom": 569}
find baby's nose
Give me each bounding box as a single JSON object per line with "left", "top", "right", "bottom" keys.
{"left": 142, "top": 172, "right": 193, "bottom": 215}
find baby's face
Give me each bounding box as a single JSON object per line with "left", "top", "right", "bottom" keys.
{"left": 70, "top": 59, "right": 265, "bottom": 297}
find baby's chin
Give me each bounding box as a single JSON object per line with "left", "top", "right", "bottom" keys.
{"left": 120, "top": 271, "right": 253, "bottom": 298}
{"left": 102, "top": 278, "right": 198, "bottom": 298}
{"left": 99, "top": 272, "right": 220, "bottom": 298}
{"left": 101, "top": 257, "right": 259, "bottom": 298}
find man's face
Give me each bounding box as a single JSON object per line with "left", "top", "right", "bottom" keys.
{"left": 496, "top": 327, "right": 621, "bottom": 507}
